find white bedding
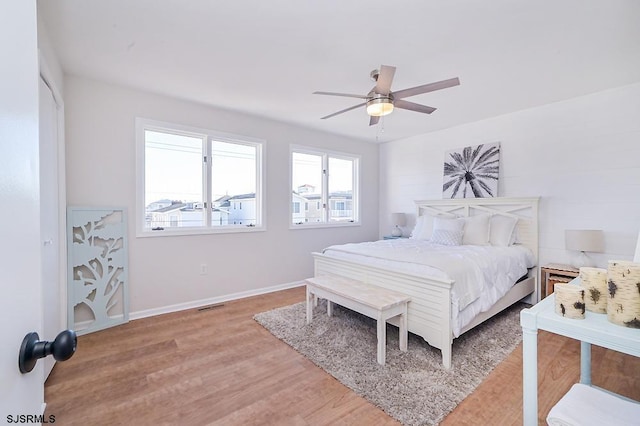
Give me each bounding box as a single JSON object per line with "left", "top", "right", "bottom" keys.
{"left": 322, "top": 238, "right": 536, "bottom": 336}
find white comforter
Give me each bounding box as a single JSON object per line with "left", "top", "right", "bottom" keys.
{"left": 322, "top": 238, "right": 536, "bottom": 335}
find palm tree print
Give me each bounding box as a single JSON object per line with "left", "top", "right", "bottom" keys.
{"left": 443, "top": 143, "right": 500, "bottom": 198}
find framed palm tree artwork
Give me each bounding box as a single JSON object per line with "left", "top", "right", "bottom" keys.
{"left": 443, "top": 142, "right": 500, "bottom": 199}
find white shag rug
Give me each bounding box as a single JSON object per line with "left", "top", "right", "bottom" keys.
{"left": 254, "top": 300, "right": 525, "bottom": 426}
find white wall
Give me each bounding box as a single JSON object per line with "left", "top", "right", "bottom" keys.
{"left": 65, "top": 76, "right": 379, "bottom": 315}
{"left": 37, "top": 11, "right": 64, "bottom": 93}
{"left": 380, "top": 83, "right": 640, "bottom": 268}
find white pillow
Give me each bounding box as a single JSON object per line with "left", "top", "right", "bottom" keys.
{"left": 410, "top": 215, "right": 435, "bottom": 240}
{"left": 489, "top": 215, "right": 518, "bottom": 246}
{"left": 433, "top": 216, "right": 465, "bottom": 233}
{"left": 410, "top": 215, "right": 426, "bottom": 239}
{"left": 431, "top": 229, "right": 464, "bottom": 246}
{"left": 462, "top": 214, "right": 491, "bottom": 245}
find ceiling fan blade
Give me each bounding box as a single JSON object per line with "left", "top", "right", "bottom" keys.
{"left": 320, "top": 102, "right": 367, "bottom": 120}
{"left": 392, "top": 77, "right": 460, "bottom": 100}
{"left": 394, "top": 99, "right": 437, "bottom": 114}
{"left": 313, "top": 91, "right": 368, "bottom": 100}
{"left": 374, "top": 65, "right": 396, "bottom": 95}
{"left": 369, "top": 116, "right": 380, "bottom": 126}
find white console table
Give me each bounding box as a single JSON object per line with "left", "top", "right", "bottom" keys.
{"left": 520, "top": 278, "right": 640, "bottom": 425}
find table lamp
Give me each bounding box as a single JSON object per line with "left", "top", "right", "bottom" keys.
{"left": 391, "top": 213, "right": 406, "bottom": 237}
{"left": 565, "top": 229, "right": 604, "bottom": 268}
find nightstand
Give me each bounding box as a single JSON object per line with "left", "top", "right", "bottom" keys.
{"left": 540, "top": 263, "right": 579, "bottom": 298}
{"left": 383, "top": 235, "right": 408, "bottom": 240}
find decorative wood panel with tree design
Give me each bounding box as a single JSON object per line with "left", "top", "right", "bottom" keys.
{"left": 67, "top": 207, "right": 128, "bottom": 335}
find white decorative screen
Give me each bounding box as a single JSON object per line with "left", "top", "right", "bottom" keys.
{"left": 67, "top": 207, "right": 128, "bottom": 335}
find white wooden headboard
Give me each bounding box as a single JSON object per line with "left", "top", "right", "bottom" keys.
{"left": 414, "top": 197, "right": 540, "bottom": 264}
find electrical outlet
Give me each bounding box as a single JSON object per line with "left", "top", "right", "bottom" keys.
{"left": 200, "top": 263, "right": 207, "bottom": 275}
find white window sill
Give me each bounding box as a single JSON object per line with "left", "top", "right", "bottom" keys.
{"left": 136, "top": 226, "right": 266, "bottom": 238}
{"left": 289, "top": 221, "right": 361, "bottom": 230}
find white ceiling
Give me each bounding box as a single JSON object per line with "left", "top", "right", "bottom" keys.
{"left": 38, "top": 0, "right": 640, "bottom": 143}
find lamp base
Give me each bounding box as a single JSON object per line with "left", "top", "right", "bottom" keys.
{"left": 571, "top": 251, "right": 595, "bottom": 269}
{"left": 391, "top": 226, "right": 402, "bottom": 237}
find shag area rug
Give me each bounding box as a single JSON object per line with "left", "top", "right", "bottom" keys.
{"left": 254, "top": 300, "right": 526, "bottom": 426}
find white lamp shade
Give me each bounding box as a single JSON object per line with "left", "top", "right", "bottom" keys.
{"left": 634, "top": 230, "right": 640, "bottom": 262}
{"left": 391, "top": 213, "right": 406, "bottom": 227}
{"left": 366, "top": 99, "right": 394, "bottom": 117}
{"left": 565, "top": 230, "right": 604, "bottom": 253}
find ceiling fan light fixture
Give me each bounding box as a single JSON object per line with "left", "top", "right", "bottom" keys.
{"left": 366, "top": 97, "right": 394, "bottom": 117}
{"left": 313, "top": 65, "right": 459, "bottom": 124}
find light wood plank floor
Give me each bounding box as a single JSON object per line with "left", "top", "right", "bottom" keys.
{"left": 45, "top": 287, "right": 640, "bottom": 425}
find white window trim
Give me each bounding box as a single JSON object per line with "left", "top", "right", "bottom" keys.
{"left": 289, "top": 144, "right": 360, "bottom": 230}
{"left": 135, "top": 117, "right": 266, "bottom": 237}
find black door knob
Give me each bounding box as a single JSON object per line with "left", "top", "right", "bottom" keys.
{"left": 18, "top": 330, "right": 77, "bottom": 374}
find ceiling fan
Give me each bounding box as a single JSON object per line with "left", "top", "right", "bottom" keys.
{"left": 313, "top": 65, "right": 460, "bottom": 126}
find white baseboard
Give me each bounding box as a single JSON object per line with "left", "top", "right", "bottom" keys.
{"left": 129, "top": 280, "right": 306, "bottom": 321}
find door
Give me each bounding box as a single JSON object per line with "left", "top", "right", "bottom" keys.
{"left": 39, "top": 76, "right": 62, "bottom": 380}
{"left": 0, "top": 0, "right": 45, "bottom": 418}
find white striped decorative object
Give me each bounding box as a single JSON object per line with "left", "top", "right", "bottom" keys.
{"left": 554, "top": 283, "right": 586, "bottom": 319}
{"left": 579, "top": 267, "right": 608, "bottom": 314}
{"left": 606, "top": 261, "right": 640, "bottom": 328}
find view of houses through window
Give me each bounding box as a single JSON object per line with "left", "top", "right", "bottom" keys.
{"left": 140, "top": 120, "right": 262, "bottom": 233}
{"left": 139, "top": 121, "right": 356, "bottom": 233}
{"left": 291, "top": 149, "right": 358, "bottom": 225}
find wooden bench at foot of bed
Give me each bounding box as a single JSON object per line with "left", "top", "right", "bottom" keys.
{"left": 305, "top": 276, "right": 411, "bottom": 366}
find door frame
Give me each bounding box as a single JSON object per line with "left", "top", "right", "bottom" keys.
{"left": 38, "top": 50, "right": 67, "bottom": 347}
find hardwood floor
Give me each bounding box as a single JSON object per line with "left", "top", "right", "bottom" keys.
{"left": 45, "top": 287, "right": 640, "bottom": 425}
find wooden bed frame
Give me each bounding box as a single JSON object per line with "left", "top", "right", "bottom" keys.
{"left": 312, "top": 197, "right": 539, "bottom": 369}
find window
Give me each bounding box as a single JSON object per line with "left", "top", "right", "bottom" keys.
{"left": 136, "top": 118, "right": 264, "bottom": 236}
{"left": 290, "top": 146, "right": 359, "bottom": 227}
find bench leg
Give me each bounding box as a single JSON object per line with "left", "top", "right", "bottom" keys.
{"left": 327, "top": 300, "right": 333, "bottom": 317}
{"left": 399, "top": 310, "right": 408, "bottom": 352}
{"left": 306, "top": 286, "right": 314, "bottom": 325}
{"left": 377, "top": 314, "right": 386, "bottom": 365}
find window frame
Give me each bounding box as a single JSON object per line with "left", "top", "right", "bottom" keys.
{"left": 289, "top": 145, "right": 360, "bottom": 229}
{"left": 136, "top": 118, "right": 266, "bottom": 237}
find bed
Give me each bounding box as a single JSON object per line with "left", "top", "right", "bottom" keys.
{"left": 312, "top": 197, "right": 539, "bottom": 369}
